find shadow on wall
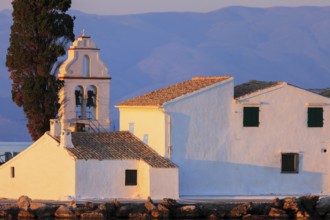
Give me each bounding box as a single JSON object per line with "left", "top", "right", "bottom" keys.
{"left": 167, "top": 112, "right": 324, "bottom": 197}
{"left": 175, "top": 158, "right": 324, "bottom": 197}
{"left": 169, "top": 112, "right": 190, "bottom": 158}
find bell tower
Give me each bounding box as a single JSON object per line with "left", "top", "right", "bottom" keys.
{"left": 58, "top": 33, "right": 111, "bottom": 132}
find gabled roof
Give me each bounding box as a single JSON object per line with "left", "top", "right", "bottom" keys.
{"left": 67, "top": 131, "right": 177, "bottom": 168}
{"left": 116, "top": 76, "right": 232, "bottom": 107}
{"left": 234, "top": 80, "right": 284, "bottom": 99}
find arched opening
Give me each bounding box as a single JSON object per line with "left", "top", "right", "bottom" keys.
{"left": 74, "top": 86, "right": 84, "bottom": 119}
{"left": 82, "top": 55, "right": 90, "bottom": 77}
{"left": 86, "top": 85, "right": 97, "bottom": 120}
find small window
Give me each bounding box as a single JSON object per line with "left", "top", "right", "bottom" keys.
{"left": 11, "top": 167, "right": 15, "bottom": 178}
{"left": 129, "top": 123, "right": 135, "bottom": 134}
{"left": 82, "top": 55, "right": 90, "bottom": 77}
{"left": 125, "top": 170, "right": 137, "bottom": 186}
{"left": 243, "top": 107, "right": 259, "bottom": 127}
{"left": 281, "top": 153, "right": 299, "bottom": 173}
{"left": 308, "top": 107, "right": 323, "bottom": 127}
{"left": 143, "top": 134, "right": 149, "bottom": 144}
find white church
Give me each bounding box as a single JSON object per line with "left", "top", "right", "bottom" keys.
{"left": 0, "top": 35, "right": 178, "bottom": 200}
{"left": 0, "top": 35, "right": 329, "bottom": 200}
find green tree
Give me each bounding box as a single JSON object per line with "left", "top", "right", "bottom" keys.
{"left": 6, "top": 0, "right": 74, "bottom": 140}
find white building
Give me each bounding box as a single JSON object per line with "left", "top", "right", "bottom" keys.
{"left": 0, "top": 35, "right": 178, "bottom": 200}
{"left": 1, "top": 32, "right": 329, "bottom": 200}
{"left": 117, "top": 77, "right": 330, "bottom": 197}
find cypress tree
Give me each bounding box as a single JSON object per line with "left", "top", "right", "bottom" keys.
{"left": 6, "top": 0, "right": 74, "bottom": 140}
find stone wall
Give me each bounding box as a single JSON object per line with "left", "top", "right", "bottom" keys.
{"left": 2, "top": 195, "right": 330, "bottom": 219}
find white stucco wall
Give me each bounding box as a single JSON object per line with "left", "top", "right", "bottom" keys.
{"left": 118, "top": 107, "right": 167, "bottom": 157}
{"left": 164, "top": 79, "right": 234, "bottom": 197}
{"left": 138, "top": 161, "right": 151, "bottom": 198}
{"left": 76, "top": 159, "right": 142, "bottom": 199}
{"left": 138, "top": 161, "right": 179, "bottom": 199}
{"left": 168, "top": 82, "right": 330, "bottom": 197}
{"left": 229, "top": 84, "right": 330, "bottom": 196}
{"left": 149, "top": 167, "right": 179, "bottom": 199}
{"left": 76, "top": 159, "right": 178, "bottom": 199}
{"left": 0, "top": 134, "right": 76, "bottom": 200}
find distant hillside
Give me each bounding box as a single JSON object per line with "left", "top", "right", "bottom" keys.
{"left": 1, "top": 6, "right": 330, "bottom": 141}
{"left": 310, "top": 88, "right": 330, "bottom": 97}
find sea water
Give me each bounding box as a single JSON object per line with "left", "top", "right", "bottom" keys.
{"left": 0, "top": 141, "right": 31, "bottom": 152}
{"left": 0, "top": 141, "right": 31, "bottom": 162}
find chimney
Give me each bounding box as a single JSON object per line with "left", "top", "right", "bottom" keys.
{"left": 60, "top": 130, "right": 74, "bottom": 148}
{"left": 50, "top": 119, "right": 61, "bottom": 137}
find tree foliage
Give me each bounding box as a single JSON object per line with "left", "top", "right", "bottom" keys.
{"left": 6, "top": 0, "right": 74, "bottom": 140}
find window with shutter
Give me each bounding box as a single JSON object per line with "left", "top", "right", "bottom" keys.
{"left": 143, "top": 134, "right": 149, "bottom": 144}
{"left": 129, "top": 123, "right": 135, "bottom": 134}
{"left": 125, "top": 170, "right": 137, "bottom": 186}
{"left": 11, "top": 167, "right": 15, "bottom": 178}
{"left": 308, "top": 107, "right": 323, "bottom": 127}
{"left": 243, "top": 107, "right": 259, "bottom": 127}
{"left": 281, "top": 153, "right": 299, "bottom": 173}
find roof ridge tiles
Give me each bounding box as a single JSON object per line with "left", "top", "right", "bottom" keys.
{"left": 192, "top": 76, "right": 231, "bottom": 80}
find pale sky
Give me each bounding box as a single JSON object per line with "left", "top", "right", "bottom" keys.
{"left": 1, "top": 0, "right": 330, "bottom": 15}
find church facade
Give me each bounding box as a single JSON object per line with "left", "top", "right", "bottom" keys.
{"left": 0, "top": 35, "right": 178, "bottom": 200}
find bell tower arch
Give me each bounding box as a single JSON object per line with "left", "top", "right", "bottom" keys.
{"left": 58, "top": 33, "right": 111, "bottom": 132}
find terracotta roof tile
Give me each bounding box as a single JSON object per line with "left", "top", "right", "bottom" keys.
{"left": 116, "top": 76, "right": 232, "bottom": 107}
{"left": 67, "top": 131, "right": 177, "bottom": 168}
{"left": 234, "top": 80, "right": 284, "bottom": 99}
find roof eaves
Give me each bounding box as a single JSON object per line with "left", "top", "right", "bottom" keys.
{"left": 46, "top": 131, "right": 60, "bottom": 143}
{"left": 163, "top": 76, "right": 233, "bottom": 107}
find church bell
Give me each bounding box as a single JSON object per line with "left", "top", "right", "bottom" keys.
{"left": 75, "top": 90, "right": 82, "bottom": 106}
{"left": 86, "top": 90, "right": 95, "bottom": 107}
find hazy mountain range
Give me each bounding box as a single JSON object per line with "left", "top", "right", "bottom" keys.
{"left": 1, "top": 6, "right": 330, "bottom": 141}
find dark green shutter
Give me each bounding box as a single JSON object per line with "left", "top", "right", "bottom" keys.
{"left": 308, "top": 107, "right": 323, "bottom": 127}
{"left": 243, "top": 107, "right": 259, "bottom": 127}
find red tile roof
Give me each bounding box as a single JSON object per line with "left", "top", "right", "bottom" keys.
{"left": 67, "top": 131, "right": 177, "bottom": 168}
{"left": 116, "top": 76, "right": 232, "bottom": 107}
